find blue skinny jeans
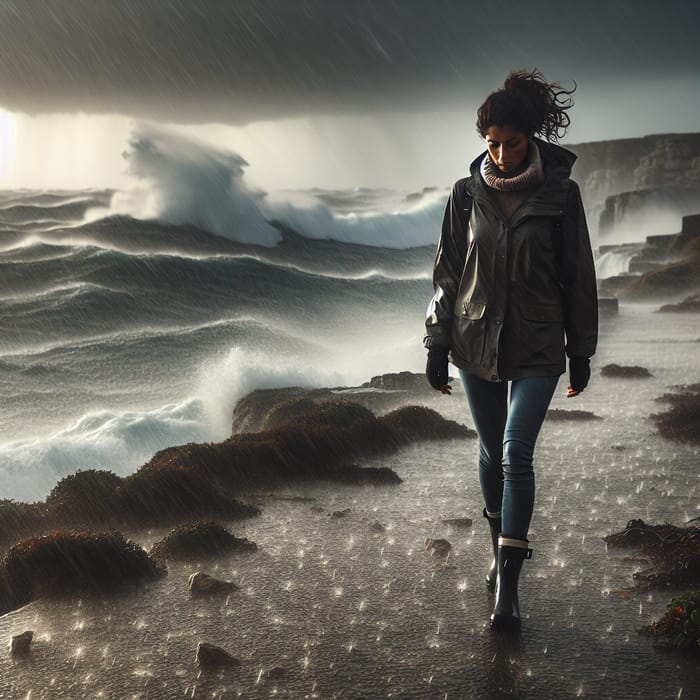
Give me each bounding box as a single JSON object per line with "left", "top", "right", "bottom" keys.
{"left": 459, "top": 371, "right": 559, "bottom": 540}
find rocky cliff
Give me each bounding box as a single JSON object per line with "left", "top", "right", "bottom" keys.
{"left": 598, "top": 213, "right": 700, "bottom": 300}
{"left": 566, "top": 133, "right": 700, "bottom": 242}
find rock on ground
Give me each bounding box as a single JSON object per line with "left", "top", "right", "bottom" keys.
{"left": 196, "top": 641, "right": 240, "bottom": 670}
{"left": 10, "top": 631, "right": 33, "bottom": 658}
{"left": 424, "top": 538, "right": 452, "bottom": 557}
{"left": 188, "top": 572, "right": 240, "bottom": 596}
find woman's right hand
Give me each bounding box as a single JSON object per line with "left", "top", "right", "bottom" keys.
{"left": 426, "top": 346, "right": 452, "bottom": 394}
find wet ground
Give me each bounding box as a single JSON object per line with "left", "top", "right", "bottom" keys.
{"left": 1, "top": 303, "right": 698, "bottom": 699}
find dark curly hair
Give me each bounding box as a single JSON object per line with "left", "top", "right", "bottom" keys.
{"left": 476, "top": 69, "right": 576, "bottom": 143}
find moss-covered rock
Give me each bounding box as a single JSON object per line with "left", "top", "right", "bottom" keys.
{"left": 0, "top": 500, "right": 44, "bottom": 550}
{"left": 604, "top": 519, "right": 700, "bottom": 589}
{"left": 547, "top": 409, "right": 603, "bottom": 421}
{"left": 600, "top": 363, "right": 653, "bottom": 378}
{"left": 261, "top": 397, "right": 318, "bottom": 430}
{"left": 46, "top": 470, "right": 123, "bottom": 523}
{"left": 658, "top": 293, "right": 700, "bottom": 312}
{"left": 121, "top": 465, "right": 259, "bottom": 523}
{"left": 0, "top": 530, "right": 164, "bottom": 614}
{"left": 380, "top": 405, "right": 474, "bottom": 441}
{"left": 652, "top": 385, "right": 700, "bottom": 444}
{"left": 149, "top": 521, "right": 257, "bottom": 561}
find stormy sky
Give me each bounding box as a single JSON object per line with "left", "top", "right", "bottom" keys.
{"left": 0, "top": 0, "right": 699, "bottom": 189}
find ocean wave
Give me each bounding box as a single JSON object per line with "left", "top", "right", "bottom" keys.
{"left": 0, "top": 346, "right": 348, "bottom": 502}
{"left": 0, "top": 399, "right": 210, "bottom": 502}
{"left": 0, "top": 189, "right": 112, "bottom": 209}
{"left": 106, "top": 124, "right": 446, "bottom": 249}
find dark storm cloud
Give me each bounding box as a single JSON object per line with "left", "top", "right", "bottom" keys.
{"left": 0, "top": 0, "right": 697, "bottom": 124}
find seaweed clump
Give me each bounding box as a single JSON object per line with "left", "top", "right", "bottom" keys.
{"left": 0, "top": 530, "right": 164, "bottom": 614}
{"left": 652, "top": 383, "right": 700, "bottom": 445}
{"left": 604, "top": 519, "right": 700, "bottom": 589}
{"left": 149, "top": 521, "right": 257, "bottom": 562}
{"left": 643, "top": 590, "right": 700, "bottom": 653}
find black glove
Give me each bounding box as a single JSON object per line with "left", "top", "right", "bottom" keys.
{"left": 426, "top": 345, "right": 450, "bottom": 392}
{"left": 568, "top": 357, "right": 591, "bottom": 393}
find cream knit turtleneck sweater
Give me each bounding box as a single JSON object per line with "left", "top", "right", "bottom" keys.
{"left": 479, "top": 140, "right": 545, "bottom": 220}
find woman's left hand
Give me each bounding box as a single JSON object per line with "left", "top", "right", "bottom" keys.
{"left": 567, "top": 357, "right": 591, "bottom": 397}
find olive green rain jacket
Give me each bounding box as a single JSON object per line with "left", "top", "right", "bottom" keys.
{"left": 424, "top": 138, "right": 598, "bottom": 382}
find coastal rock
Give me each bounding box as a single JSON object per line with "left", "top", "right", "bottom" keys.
{"left": 658, "top": 293, "right": 700, "bottom": 312}
{"left": 329, "top": 509, "right": 351, "bottom": 519}
{"left": 567, "top": 133, "right": 700, "bottom": 239}
{"left": 604, "top": 214, "right": 700, "bottom": 300}
{"left": 363, "top": 371, "right": 430, "bottom": 392}
{"left": 232, "top": 386, "right": 312, "bottom": 433}
{"left": 599, "top": 187, "right": 700, "bottom": 240}
{"left": 150, "top": 522, "right": 257, "bottom": 562}
{"left": 46, "top": 469, "right": 123, "bottom": 523}
{"left": 604, "top": 519, "right": 700, "bottom": 589}
{"left": 368, "top": 520, "right": 386, "bottom": 533}
{"left": 0, "top": 501, "right": 44, "bottom": 553}
{"left": 441, "top": 518, "right": 473, "bottom": 529}
{"left": 424, "top": 538, "right": 451, "bottom": 557}
{"left": 620, "top": 255, "right": 700, "bottom": 300}
{"left": 148, "top": 399, "right": 407, "bottom": 492}
{"left": 260, "top": 666, "right": 288, "bottom": 681}
{"left": 188, "top": 572, "right": 240, "bottom": 596}
{"left": 547, "top": 409, "right": 602, "bottom": 421}
{"left": 261, "top": 397, "right": 319, "bottom": 431}
{"left": 196, "top": 641, "right": 240, "bottom": 670}
{"left": 652, "top": 385, "right": 700, "bottom": 444}
{"left": 380, "top": 405, "right": 475, "bottom": 441}
{"left": 120, "top": 464, "right": 260, "bottom": 525}
{"left": 1, "top": 531, "right": 164, "bottom": 615}
{"left": 600, "top": 364, "right": 653, "bottom": 378}
{"left": 10, "top": 631, "right": 33, "bottom": 658}
{"left": 231, "top": 372, "right": 447, "bottom": 435}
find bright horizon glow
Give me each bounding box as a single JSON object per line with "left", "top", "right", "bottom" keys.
{"left": 0, "top": 109, "right": 17, "bottom": 179}
{"left": 1, "top": 74, "right": 699, "bottom": 192}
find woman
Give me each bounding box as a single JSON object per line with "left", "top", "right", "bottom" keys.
{"left": 423, "top": 70, "right": 598, "bottom": 632}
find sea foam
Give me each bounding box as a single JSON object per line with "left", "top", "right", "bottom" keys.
{"left": 108, "top": 125, "right": 446, "bottom": 249}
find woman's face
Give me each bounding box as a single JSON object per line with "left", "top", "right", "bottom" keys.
{"left": 484, "top": 125, "right": 529, "bottom": 174}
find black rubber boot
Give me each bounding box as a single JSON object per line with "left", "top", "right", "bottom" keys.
{"left": 490, "top": 536, "right": 532, "bottom": 633}
{"left": 483, "top": 508, "right": 501, "bottom": 593}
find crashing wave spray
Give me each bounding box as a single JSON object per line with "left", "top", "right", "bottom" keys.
{"left": 110, "top": 125, "right": 445, "bottom": 249}
{"left": 112, "top": 125, "right": 282, "bottom": 246}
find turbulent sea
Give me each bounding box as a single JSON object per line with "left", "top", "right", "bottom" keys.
{"left": 0, "top": 129, "right": 447, "bottom": 502}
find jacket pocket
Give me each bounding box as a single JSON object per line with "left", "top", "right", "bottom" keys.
{"left": 518, "top": 303, "right": 564, "bottom": 365}
{"left": 452, "top": 301, "right": 487, "bottom": 365}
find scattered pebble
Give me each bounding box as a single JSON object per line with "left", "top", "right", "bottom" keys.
{"left": 10, "top": 631, "right": 33, "bottom": 658}
{"left": 424, "top": 538, "right": 452, "bottom": 557}
{"left": 188, "top": 572, "right": 239, "bottom": 596}
{"left": 196, "top": 641, "right": 240, "bottom": 670}
{"left": 441, "top": 518, "right": 473, "bottom": 529}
